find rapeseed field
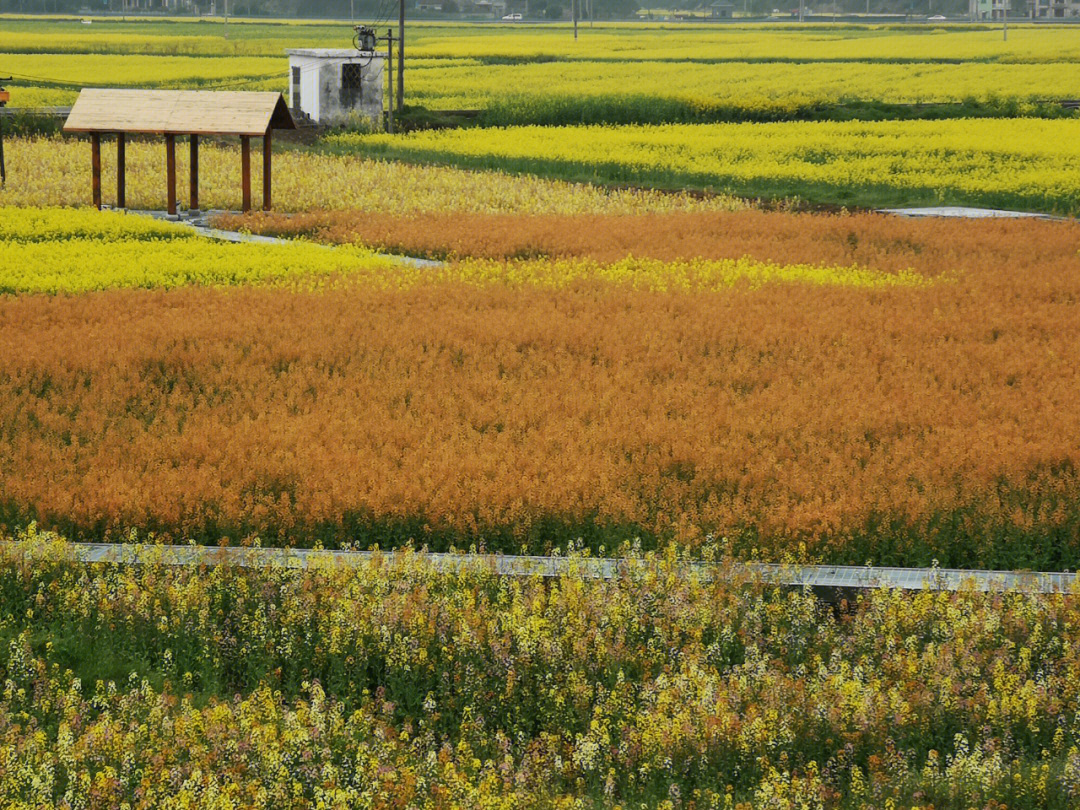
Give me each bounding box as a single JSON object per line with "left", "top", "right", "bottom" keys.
{"left": 6, "top": 19, "right": 1080, "bottom": 121}
{"left": 0, "top": 208, "right": 390, "bottom": 293}
{"left": 2, "top": 527, "right": 1080, "bottom": 808}
{"left": 338, "top": 117, "right": 1080, "bottom": 214}
{"left": 4, "top": 18, "right": 1080, "bottom": 810}
{"left": 0, "top": 139, "right": 739, "bottom": 213}
{"left": 3, "top": 209, "right": 1079, "bottom": 570}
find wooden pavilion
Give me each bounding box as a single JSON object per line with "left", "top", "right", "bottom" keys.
{"left": 63, "top": 89, "right": 296, "bottom": 216}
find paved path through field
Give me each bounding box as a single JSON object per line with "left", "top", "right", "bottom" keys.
{"left": 128, "top": 208, "right": 445, "bottom": 269}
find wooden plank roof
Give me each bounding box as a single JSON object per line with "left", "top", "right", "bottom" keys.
{"left": 64, "top": 89, "right": 296, "bottom": 136}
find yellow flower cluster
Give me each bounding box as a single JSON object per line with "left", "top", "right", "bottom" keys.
{"left": 7, "top": 21, "right": 1080, "bottom": 113}
{"left": 0, "top": 138, "right": 740, "bottom": 214}
{"left": 6, "top": 20, "right": 1079, "bottom": 61}
{"left": 404, "top": 60, "right": 1078, "bottom": 118}
{"left": 1, "top": 53, "right": 283, "bottom": 108}
{"left": 407, "top": 23, "right": 1080, "bottom": 63}
{"left": 1, "top": 527, "right": 1079, "bottom": 808}
{"left": 3, "top": 26, "right": 299, "bottom": 56}
{"left": 1, "top": 205, "right": 180, "bottom": 241}
{"left": 1, "top": 207, "right": 922, "bottom": 294}
{"left": 0, "top": 207, "right": 389, "bottom": 293}
{"left": 342, "top": 117, "right": 1080, "bottom": 213}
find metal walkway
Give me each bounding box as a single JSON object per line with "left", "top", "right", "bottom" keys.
{"left": 13, "top": 542, "right": 1076, "bottom": 594}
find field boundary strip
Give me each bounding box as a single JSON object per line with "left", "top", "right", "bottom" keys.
{"left": 8, "top": 541, "right": 1077, "bottom": 594}
{"left": 125, "top": 209, "right": 447, "bottom": 269}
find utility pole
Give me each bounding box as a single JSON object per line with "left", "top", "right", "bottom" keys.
{"left": 223, "top": 0, "right": 229, "bottom": 39}
{"left": 397, "top": 0, "right": 404, "bottom": 116}
{"left": 1002, "top": 0, "right": 1008, "bottom": 39}
{"left": 798, "top": 0, "right": 804, "bottom": 21}
{"left": 387, "top": 28, "right": 394, "bottom": 133}
{"left": 573, "top": 0, "right": 578, "bottom": 39}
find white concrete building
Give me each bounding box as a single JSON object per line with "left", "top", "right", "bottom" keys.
{"left": 285, "top": 49, "right": 385, "bottom": 127}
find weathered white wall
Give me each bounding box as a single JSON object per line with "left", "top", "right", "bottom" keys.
{"left": 286, "top": 49, "right": 385, "bottom": 127}
{"left": 288, "top": 54, "right": 324, "bottom": 122}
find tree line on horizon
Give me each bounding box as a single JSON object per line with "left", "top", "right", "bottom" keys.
{"left": 0, "top": 0, "right": 983, "bottom": 21}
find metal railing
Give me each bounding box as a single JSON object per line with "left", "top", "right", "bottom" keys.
{"left": 11, "top": 541, "right": 1076, "bottom": 594}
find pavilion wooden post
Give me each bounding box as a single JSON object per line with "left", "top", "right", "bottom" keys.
{"left": 116, "top": 133, "right": 126, "bottom": 209}
{"left": 91, "top": 133, "right": 102, "bottom": 210}
{"left": 241, "top": 135, "right": 251, "bottom": 213}
{"left": 165, "top": 134, "right": 177, "bottom": 217}
{"left": 189, "top": 134, "right": 200, "bottom": 212}
{"left": 262, "top": 128, "right": 272, "bottom": 211}
{"left": 64, "top": 89, "right": 296, "bottom": 215}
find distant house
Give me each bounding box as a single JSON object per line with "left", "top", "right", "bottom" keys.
{"left": 709, "top": 1, "right": 735, "bottom": 16}
{"left": 416, "top": 0, "right": 444, "bottom": 10}
{"left": 121, "top": 0, "right": 197, "bottom": 9}
{"left": 1026, "top": 0, "right": 1079, "bottom": 15}
{"left": 971, "top": 0, "right": 1009, "bottom": 17}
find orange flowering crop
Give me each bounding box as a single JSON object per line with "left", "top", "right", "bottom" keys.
{"left": 2, "top": 211, "right": 1079, "bottom": 567}
{"left": 220, "top": 208, "right": 1075, "bottom": 271}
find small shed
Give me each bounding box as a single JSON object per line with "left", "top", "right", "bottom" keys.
{"left": 286, "top": 49, "right": 385, "bottom": 127}
{"left": 709, "top": 1, "right": 735, "bottom": 16}
{"left": 63, "top": 88, "right": 296, "bottom": 216}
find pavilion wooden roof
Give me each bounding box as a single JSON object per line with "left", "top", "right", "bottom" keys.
{"left": 64, "top": 89, "right": 296, "bottom": 136}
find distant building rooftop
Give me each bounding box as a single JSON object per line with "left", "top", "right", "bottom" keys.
{"left": 285, "top": 48, "right": 369, "bottom": 58}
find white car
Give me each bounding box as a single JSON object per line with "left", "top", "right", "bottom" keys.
{"left": 502, "top": 12, "right": 522, "bottom": 19}
{"left": 927, "top": 14, "right": 947, "bottom": 20}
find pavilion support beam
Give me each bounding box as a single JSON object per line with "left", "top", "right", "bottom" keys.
{"left": 241, "top": 135, "right": 251, "bottom": 213}
{"left": 91, "top": 133, "right": 102, "bottom": 210}
{"left": 165, "top": 134, "right": 177, "bottom": 217}
{"left": 262, "top": 129, "right": 272, "bottom": 212}
{"left": 116, "top": 133, "right": 126, "bottom": 210}
{"left": 189, "top": 134, "right": 200, "bottom": 213}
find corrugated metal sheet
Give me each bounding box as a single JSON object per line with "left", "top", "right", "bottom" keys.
{"left": 10, "top": 542, "right": 1076, "bottom": 594}
{"left": 63, "top": 89, "right": 296, "bottom": 136}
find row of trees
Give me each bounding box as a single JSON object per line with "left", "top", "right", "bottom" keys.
{"left": 0, "top": 0, "right": 989, "bottom": 18}
{"left": 527, "top": 0, "right": 979, "bottom": 16}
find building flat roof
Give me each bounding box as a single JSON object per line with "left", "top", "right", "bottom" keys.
{"left": 286, "top": 48, "right": 380, "bottom": 58}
